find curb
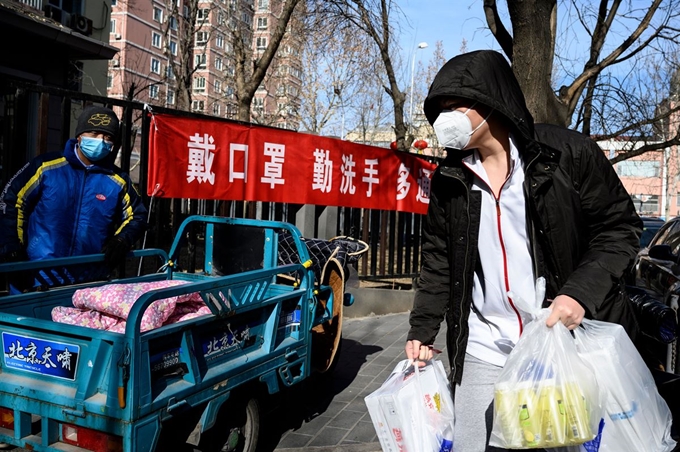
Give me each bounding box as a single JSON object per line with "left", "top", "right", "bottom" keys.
{"left": 343, "top": 287, "right": 414, "bottom": 318}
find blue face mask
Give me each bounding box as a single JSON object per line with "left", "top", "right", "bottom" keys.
{"left": 79, "top": 136, "right": 113, "bottom": 162}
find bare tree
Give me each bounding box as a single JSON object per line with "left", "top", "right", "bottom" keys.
{"left": 413, "top": 40, "right": 447, "bottom": 156}
{"left": 483, "top": 0, "right": 680, "bottom": 160}
{"left": 161, "top": 0, "right": 211, "bottom": 111}
{"left": 321, "top": 0, "right": 413, "bottom": 151}
{"left": 232, "top": 0, "right": 303, "bottom": 122}
{"left": 349, "top": 58, "right": 393, "bottom": 145}
{"left": 296, "top": 14, "right": 379, "bottom": 136}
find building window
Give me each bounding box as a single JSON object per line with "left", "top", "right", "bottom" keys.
{"left": 197, "top": 8, "right": 210, "bottom": 23}
{"left": 213, "top": 103, "right": 221, "bottom": 115}
{"left": 153, "top": 7, "right": 163, "bottom": 22}
{"left": 192, "top": 100, "right": 205, "bottom": 112}
{"left": 111, "top": 0, "right": 117, "bottom": 5}
{"left": 169, "top": 16, "right": 178, "bottom": 30}
{"left": 170, "top": 40, "right": 177, "bottom": 55}
{"left": 217, "top": 12, "right": 225, "bottom": 25}
{"left": 615, "top": 160, "right": 660, "bottom": 178}
{"left": 194, "top": 77, "right": 206, "bottom": 92}
{"left": 151, "top": 58, "right": 161, "bottom": 74}
{"left": 215, "top": 80, "right": 222, "bottom": 93}
{"left": 196, "top": 31, "right": 208, "bottom": 46}
{"left": 257, "top": 17, "right": 267, "bottom": 29}
{"left": 225, "top": 86, "right": 234, "bottom": 99}
{"left": 167, "top": 90, "right": 175, "bottom": 105}
{"left": 257, "top": 0, "right": 269, "bottom": 10}
{"left": 242, "top": 12, "right": 252, "bottom": 27}
{"left": 216, "top": 34, "right": 224, "bottom": 48}
{"left": 152, "top": 32, "right": 162, "bottom": 48}
{"left": 256, "top": 37, "right": 267, "bottom": 50}
{"left": 215, "top": 57, "right": 223, "bottom": 71}
{"left": 253, "top": 97, "right": 264, "bottom": 113}
{"left": 149, "top": 85, "right": 159, "bottom": 99}
{"left": 107, "top": 74, "right": 113, "bottom": 88}
{"left": 194, "top": 54, "right": 207, "bottom": 69}
{"left": 110, "top": 19, "right": 116, "bottom": 33}
{"left": 166, "top": 64, "right": 175, "bottom": 79}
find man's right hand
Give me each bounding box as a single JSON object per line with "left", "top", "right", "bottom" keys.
{"left": 405, "top": 339, "right": 433, "bottom": 363}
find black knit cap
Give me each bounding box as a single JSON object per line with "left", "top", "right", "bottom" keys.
{"left": 75, "top": 105, "right": 119, "bottom": 140}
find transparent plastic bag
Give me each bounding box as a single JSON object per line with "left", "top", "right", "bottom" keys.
{"left": 365, "top": 357, "right": 454, "bottom": 452}
{"left": 490, "top": 308, "right": 603, "bottom": 449}
{"left": 573, "top": 319, "right": 676, "bottom": 452}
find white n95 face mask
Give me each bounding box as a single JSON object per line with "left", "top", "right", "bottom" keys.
{"left": 433, "top": 104, "right": 489, "bottom": 150}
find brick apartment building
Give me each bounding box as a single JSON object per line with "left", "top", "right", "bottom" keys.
{"left": 107, "top": 0, "right": 302, "bottom": 128}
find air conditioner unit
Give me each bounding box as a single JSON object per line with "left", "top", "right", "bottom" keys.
{"left": 112, "top": 59, "right": 120, "bottom": 67}
{"left": 114, "top": 33, "right": 122, "bottom": 40}
{"left": 71, "top": 14, "right": 93, "bottom": 36}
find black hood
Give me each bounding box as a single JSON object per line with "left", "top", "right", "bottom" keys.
{"left": 423, "top": 50, "right": 534, "bottom": 141}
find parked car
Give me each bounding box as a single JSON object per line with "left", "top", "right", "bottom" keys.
{"left": 640, "top": 216, "right": 666, "bottom": 249}
{"left": 630, "top": 216, "right": 680, "bottom": 373}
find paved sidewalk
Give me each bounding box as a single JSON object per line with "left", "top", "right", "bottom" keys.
{"left": 258, "top": 311, "right": 449, "bottom": 452}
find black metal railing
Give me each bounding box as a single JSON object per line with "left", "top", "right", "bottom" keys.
{"left": 1, "top": 81, "right": 433, "bottom": 284}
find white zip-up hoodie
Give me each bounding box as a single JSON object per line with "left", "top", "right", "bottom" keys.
{"left": 462, "top": 136, "right": 536, "bottom": 366}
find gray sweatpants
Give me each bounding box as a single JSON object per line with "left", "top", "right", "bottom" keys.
{"left": 453, "top": 354, "right": 512, "bottom": 452}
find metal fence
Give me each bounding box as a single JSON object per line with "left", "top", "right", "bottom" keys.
{"left": 1, "top": 81, "right": 431, "bottom": 285}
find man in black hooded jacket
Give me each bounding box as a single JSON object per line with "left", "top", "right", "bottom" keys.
{"left": 404, "top": 50, "right": 642, "bottom": 450}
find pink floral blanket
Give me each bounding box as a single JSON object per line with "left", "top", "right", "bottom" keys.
{"left": 52, "top": 280, "right": 211, "bottom": 333}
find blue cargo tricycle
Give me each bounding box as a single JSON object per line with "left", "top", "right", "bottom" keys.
{"left": 0, "top": 215, "right": 364, "bottom": 451}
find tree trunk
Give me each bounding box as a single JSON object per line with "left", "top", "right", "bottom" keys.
{"left": 507, "top": 0, "right": 570, "bottom": 126}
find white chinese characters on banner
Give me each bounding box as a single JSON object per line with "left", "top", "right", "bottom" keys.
{"left": 396, "top": 163, "right": 411, "bottom": 201}
{"left": 229, "top": 143, "right": 248, "bottom": 182}
{"left": 261, "top": 142, "right": 286, "bottom": 188}
{"left": 186, "top": 133, "right": 216, "bottom": 184}
{"left": 417, "top": 168, "right": 433, "bottom": 204}
{"left": 340, "top": 154, "right": 357, "bottom": 195}
{"left": 312, "top": 148, "right": 333, "bottom": 193}
{"left": 363, "top": 159, "right": 379, "bottom": 197}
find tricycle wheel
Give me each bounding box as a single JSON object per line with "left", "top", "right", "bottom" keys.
{"left": 312, "top": 259, "right": 344, "bottom": 373}
{"left": 203, "top": 397, "right": 260, "bottom": 452}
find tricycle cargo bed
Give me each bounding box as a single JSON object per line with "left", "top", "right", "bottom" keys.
{"left": 0, "top": 216, "right": 348, "bottom": 451}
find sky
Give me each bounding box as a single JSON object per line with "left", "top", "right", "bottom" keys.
{"left": 395, "top": 0, "right": 500, "bottom": 70}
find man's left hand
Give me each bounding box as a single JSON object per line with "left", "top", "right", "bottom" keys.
{"left": 101, "top": 235, "right": 130, "bottom": 270}
{"left": 546, "top": 295, "right": 585, "bottom": 330}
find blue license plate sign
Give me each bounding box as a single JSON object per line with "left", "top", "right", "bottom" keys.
{"left": 2, "top": 332, "right": 80, "bottom": 380}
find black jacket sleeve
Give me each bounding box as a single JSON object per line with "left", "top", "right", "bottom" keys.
{"left": 407, "top": 173, "right": 451, "bottom": 345}
{"left": 556, "top": 138, "right": 642, "bottom": 316}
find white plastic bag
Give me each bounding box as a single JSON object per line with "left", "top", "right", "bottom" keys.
{"left": 365, "top": 357, "right": 454, "bottom": 452}
{"left": 490, "top": 308, "right": 603, "bottom": 449}
{"left": 574, "top": 319, "right": 676, "bottom": 452}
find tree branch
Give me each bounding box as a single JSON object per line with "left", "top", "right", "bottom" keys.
{"left": 483, "top": 0, "right": 513, "bottom": 60}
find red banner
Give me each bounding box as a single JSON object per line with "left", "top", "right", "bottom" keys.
{"left": 148, "top": 113, "right": 437, "bottom": 214}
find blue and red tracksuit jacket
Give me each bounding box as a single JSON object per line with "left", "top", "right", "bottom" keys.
{"left": 0, "top": 139, "right": 147, "bottom": 264}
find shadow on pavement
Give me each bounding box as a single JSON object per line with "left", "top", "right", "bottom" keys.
{"left": 256, "top": 338, "right": 382, "bottom": 452}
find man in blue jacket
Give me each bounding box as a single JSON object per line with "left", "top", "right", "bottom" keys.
{"left": 0, "top": 105, "right": 147, "bottom": 291}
